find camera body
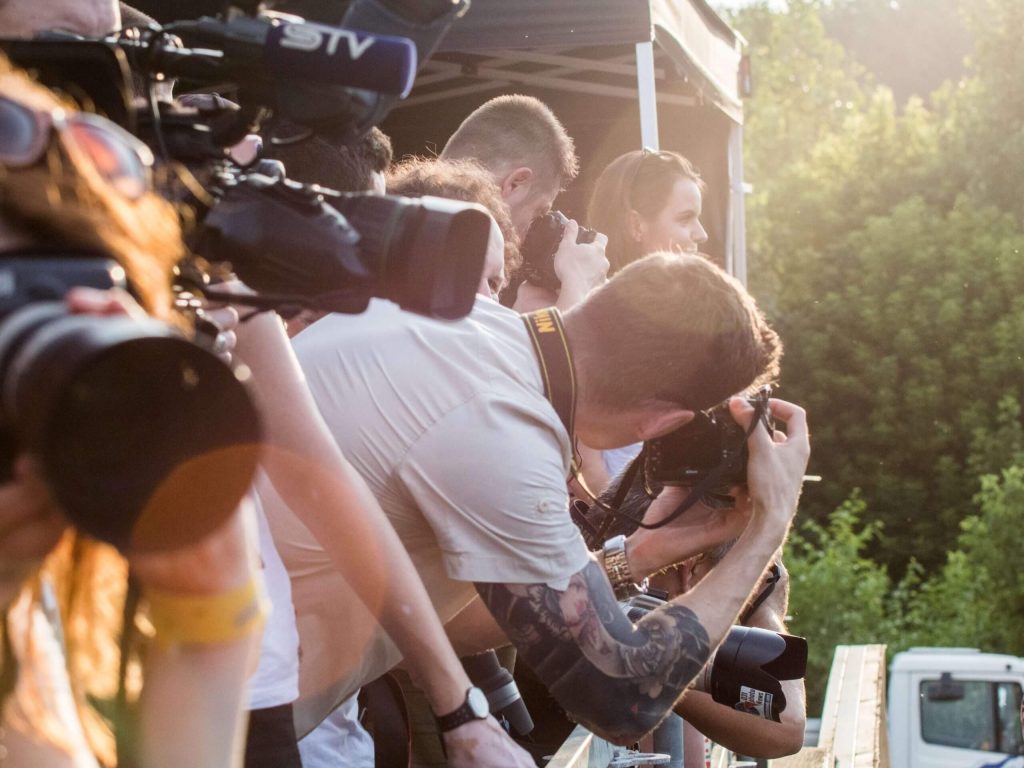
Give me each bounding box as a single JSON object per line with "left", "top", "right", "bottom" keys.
{"left": 644, "top": 386, "right": 773, "bottom": 491}
{"left": 519, "top": 210, "right": 598, "bottom": 292}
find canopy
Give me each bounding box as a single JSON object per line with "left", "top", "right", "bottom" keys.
{"left": 383, "top": 0, "right": 749, "bottom": 278}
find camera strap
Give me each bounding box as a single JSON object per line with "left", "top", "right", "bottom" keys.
{"left": 521, "top": 308, "right": 576, "bottom": 440}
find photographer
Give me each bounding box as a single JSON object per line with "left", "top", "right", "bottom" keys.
{"left": 277, "top": 250, "right": 809, "bottom": 745}
{"left": 440, "top": 94, "right": 609, "bottom": 311}
{"left": 0, "top": 57, "right": 263, "bottom": 768}
{"left": 227, "top": 137, "right": 534, "bottom": 766}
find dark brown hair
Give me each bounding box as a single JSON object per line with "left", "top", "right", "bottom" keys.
{"left": 587, "top": 150, "right": 705, "bottom": 275}
{"left": 565, "top": 252, "right": 781, "bottom": 412}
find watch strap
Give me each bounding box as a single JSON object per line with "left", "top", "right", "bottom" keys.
{"left": 436, "top": 686, "right": 488, "bottom": 733}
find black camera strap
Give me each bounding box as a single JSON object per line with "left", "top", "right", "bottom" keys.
{"left": 521, "top": 308, "right": 577, "bottom": 440}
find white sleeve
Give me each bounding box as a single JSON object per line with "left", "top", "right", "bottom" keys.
{"left": 396, "top": 392, "right": 590, "bottom": 589}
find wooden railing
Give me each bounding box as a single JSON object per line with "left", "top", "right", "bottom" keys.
{"left": 546, "top": 644, "right": 890, "bottom": 768}
{"left": 773, "top": 643, "right": 890, "bottom": 768}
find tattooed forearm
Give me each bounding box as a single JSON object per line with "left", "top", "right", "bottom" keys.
{"left": 476, "top": 560, "right": 710, "bottom": 742}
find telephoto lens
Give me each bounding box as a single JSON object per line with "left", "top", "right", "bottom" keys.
{"left": 695, "top": 626, "right": 808, "bottom": 722}
{"left": 0, "top": 300, "right": 261, "bottom": 553}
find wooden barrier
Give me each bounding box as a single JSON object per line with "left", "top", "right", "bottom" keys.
{"left": 773, "top": 644, "right": 890, "bottom": 768}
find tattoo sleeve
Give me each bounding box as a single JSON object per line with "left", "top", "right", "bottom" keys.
{"left": 475, "top": 560, "right": 710, "bottom": 742}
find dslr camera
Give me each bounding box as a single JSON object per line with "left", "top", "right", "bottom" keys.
{"left": 644, "top": 385, "right": 773, "bottom": 492}
{"left": 519, "top": 210, "right": 598, "bottom": 292}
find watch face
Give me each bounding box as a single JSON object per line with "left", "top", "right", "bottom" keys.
{"left": 467, "top": 686, "right": 489, "bottom": 719}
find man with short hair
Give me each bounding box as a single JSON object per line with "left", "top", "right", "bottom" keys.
{"left": 441, "top": 94, "right": 577, "bottom": 239}
{"left": 273, "top": 252, "right": 810, "bottom": 743}
{"left": 441, "top": 94, "right": 608, "bottom": 310}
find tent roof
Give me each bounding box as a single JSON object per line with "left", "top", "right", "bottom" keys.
{"left": 428, "top": 0, "right": 744, "bottom": 122}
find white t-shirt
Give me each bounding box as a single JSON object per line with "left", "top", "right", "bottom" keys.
{"left": 269, "top": 296, "right": 591, "bottom": 736}
{"left": 298, "top": 696, "right": 374, "bottom": 768}
{"left": 247, "top": 487, "right": 300, "bottom": 710}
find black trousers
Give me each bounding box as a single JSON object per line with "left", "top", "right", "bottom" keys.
{"left": 245, "top": 703, "right": 303, "bottom": 768}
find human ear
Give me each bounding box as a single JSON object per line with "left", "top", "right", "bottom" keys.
{"left": 501, "top": 166, "right": 534, "bottom": 198}
{"left": 627, "top": 209, "right": 646, "bottom": 243}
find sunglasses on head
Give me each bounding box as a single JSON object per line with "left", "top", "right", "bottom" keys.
{"left": 0, "top": 95, "right": 154, "bottom": 200}
{"left": 623, "top": 147, "right": 680, "bottom": 203}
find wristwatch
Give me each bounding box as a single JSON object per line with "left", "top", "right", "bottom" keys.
{"left": 436, "top": 686, "right": 489, "bottom": 732}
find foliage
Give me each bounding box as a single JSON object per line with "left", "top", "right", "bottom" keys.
{"left": 729, "top": 0, "right": 1024, "bottom": 572}
{"left": 784, "top": 493, "right": 894, "bottom": 711}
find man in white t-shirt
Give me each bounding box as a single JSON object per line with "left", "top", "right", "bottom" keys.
{"left": 271, "top": 252, "right": 810, "bottom": 744}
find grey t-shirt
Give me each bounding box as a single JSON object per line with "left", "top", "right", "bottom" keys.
{"left": 271, "top": 296, "right": 591, "bottom": 734}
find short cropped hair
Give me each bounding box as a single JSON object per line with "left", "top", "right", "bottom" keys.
{"left": 565, "top": 253, "right": 781, "bottom": 412}
{"left": 441, "top": 95, "right": 578, "bottom": 190}
{"left": 386, "top": 156, "right": 521, "bottom": 275}
{"left": 262, "top": 124, "right": 393, "bottom": 192}
{"left": 588, "top": 150, "right": 706, "bottom": 275}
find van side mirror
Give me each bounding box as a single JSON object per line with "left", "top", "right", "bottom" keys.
{"left": 925, "top": 672, "right": 965, "bottom": 702}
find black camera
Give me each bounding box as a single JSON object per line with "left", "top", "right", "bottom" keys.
{"left": 519, "top": 211, "right": 598, "bottom": 292}
{"left": 644, "top": 386, "right": 773, "bottom": 492}
{"left": 192, "top": 170, "right": 491, "bottom": 320}
{"left": 623, "top": 595, "right": 806, "bottom": 722}
{"left": 0, "top": 254, "right": 261, "bottom": 552}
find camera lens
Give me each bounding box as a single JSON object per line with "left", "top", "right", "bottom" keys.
{"left": 0, "top": 302, "right": 261, "bottom": 552}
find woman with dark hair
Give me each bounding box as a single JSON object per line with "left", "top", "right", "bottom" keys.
{"left": 587, "top": 148, "right": 708, "bottom": 275}
{"left": 0, "top": 56, "right": 264, "bottom": 767}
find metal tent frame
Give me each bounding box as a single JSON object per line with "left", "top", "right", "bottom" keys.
{"left": 384, "top": 0, "right": 749, "bottom": 281}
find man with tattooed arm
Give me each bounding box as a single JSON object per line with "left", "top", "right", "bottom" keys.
{"left": 272, "top": 252, "right": 810, "bottom": 743}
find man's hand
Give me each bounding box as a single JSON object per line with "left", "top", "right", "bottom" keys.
{"left": 626, "top": 487, "right": 752, "bottom": 579}
{"left": 729, "top": 397, "right": 809, "bottom": 526}
{"left": 442, "top": 717, "right": 535, "bottom": 768}
{"left": 553, "top": 220, "right": 609, "bottom": 310}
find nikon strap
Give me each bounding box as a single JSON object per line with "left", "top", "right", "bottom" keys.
{"left": 521, "top": 308, "right": 577, "bottom": 438}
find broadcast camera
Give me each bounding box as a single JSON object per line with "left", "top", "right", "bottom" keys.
{"left": 0, "top": 0, "right": 487, "bottom": 549}
{"left": 1, "top": 0, "right": 489, "bottom": 320}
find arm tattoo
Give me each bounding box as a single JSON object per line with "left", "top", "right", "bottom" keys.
{"left": 476, "top": 560, "right": 710, "bottom": 741}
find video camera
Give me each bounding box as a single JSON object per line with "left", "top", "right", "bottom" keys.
{"left": 0, "top": 0, "right": 487, "bottom": 550}
{"left": 1, "top": 0, "right": 489, "bottom": 320}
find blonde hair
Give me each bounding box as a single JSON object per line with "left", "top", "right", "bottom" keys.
{"left": 0, "top": 55, "right": 185, "bottom": 765}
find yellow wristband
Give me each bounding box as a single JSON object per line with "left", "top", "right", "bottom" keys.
{"left": 146, "top": 579, "right": 268, "bottom": 649}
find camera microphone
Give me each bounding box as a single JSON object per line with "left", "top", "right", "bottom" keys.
{"left": 461, "top": 650, "right": 534, "bottom": 736}
{"left": 150, "top": 16, "right": 418, "bottom": 96}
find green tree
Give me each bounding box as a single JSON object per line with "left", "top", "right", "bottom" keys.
{"left": 775, "top": 197, "right": 1024, "bottom": 569}
{"left": 785, "top": 493, "right": 894, "bottom": 712}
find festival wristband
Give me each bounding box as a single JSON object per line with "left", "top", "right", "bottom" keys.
{"left": 146, "top": 578, "right": 268, "bottom": 648}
